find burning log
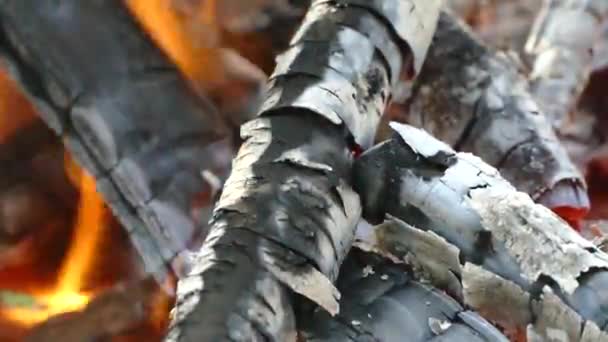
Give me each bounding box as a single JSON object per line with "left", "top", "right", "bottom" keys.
{"left": 354, "top": 122, "right": 608, "bottom": 339}
{"left": 167, "top": 0, "right": 441, "bottom": 340}
{"left": 299, "top": 248, "right": 509, "bottom": 342}
{"left": 406, "top": 11, "right": 589, "bottom": 228}
{"left": 0, "top": 0, "right": 233, "bottom": 284}
{"left": 526, "top": 0, "right": 608, "bottom": 131}
{"left": 25, "top": 278, "right": 163, "bottom": 342}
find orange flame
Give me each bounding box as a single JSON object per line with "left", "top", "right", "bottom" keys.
{"left": 125, "top": 0, "right": 225, "bottom": 87}
{"left": 3, "top": 170, "right": 105, "bottom": 325}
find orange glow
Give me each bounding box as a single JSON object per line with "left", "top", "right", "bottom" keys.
{"left": 2, "top": 171, "right": 106, "bottom": 326}
{"left": 125, "top": 0, "right": 225, "bottom": 87}
{"left": 0, "top": 69, "right": 36, "bottom": 143}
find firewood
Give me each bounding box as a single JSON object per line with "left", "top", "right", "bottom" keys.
{"left": 354, "top": 122, "right": 608, "bottom": 339}
{"left": 167, "top": 0, "right": 441, "bottom": 340}
{"left": 299, "top": 248, "right": 509, "bottom": 342}
{"left": 406, "top": 11, "right": 589, "bottom": 227}
{"left": 0, "top": 0, "right": 232, "bottom": 284}
{"left": 525, "top": 0, "right": 608, "bottom": 130}
{"left": 25, "top": 278, "right": 159, "bottom": 342}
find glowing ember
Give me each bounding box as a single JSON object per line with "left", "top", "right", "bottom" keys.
{"left": 2, "top": 171, "right": 106, "bottom": 326}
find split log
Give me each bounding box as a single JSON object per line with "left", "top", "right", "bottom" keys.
{"left": 525, "top": 0, "right": 608, "bottom": 130}
{"left": 299, "top": 248, "right": 508, "bottom": 342}
{"left": 407, "top": 11, "right": 589, "bottom": 227}
{"left": 167, "top": 0, "right": 441, "bottom": 340}
{"left": 0, "top": 0, "right": 232, "bottom": 284}
{"left": 354, "top": 122, "right": 608, "bottom": 340}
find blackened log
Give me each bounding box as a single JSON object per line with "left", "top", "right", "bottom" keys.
{"left": 354, "top": 122, "right": 608, "bottom": 339}
{"left": 407, "top": 11, "right": 589, "bottom": 227}
{"left": 0, "top": 0, "right": 232, "bottom": 284}
{"left": 299, "top": 248, "right": 508, "bottom": 342}
{"left": 526, "top": 0, "right": 608, "bottom": 130}
{"left": 167, "top": 0, "right": 441, "bottom": 340}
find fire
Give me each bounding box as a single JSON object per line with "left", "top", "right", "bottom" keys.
{"left": 125, "top": 0, "right": 225, "bottom": 87}
{"left": 2, "top": 170, "right": 105, "bottom": 325}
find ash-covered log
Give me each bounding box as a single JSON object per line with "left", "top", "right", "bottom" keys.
{"left": 167, "top": 0, "right": 441, "bottom": 340}
{"left": 526, "top": 0, "right": 608, "bottom": 131}
{"left": 407, "top": 11, "right": 589, "bottom": 227}
{"left": 299, "top": 248, "right": 508, "bottom": 342}
{"left": 354, "top": 122, "right": 608, "bottom": 340}
{"left": 0, "top": 0, "right": 233, "bottom": 284}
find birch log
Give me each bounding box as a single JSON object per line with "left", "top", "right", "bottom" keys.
{"left": 407, "top": 11, "right": 589, "bottom": 227}
{"left": 526, "top": 0, "right": 608, "bottom": 130}
{"left": 0, "top": 0, "right": 233, "bottom": 284}
{"left": 354, "top": 123, "right": 608, "bottom": 340}
{"left": 167, "top": 0, "right": 441, "bottom": 340}
{"left": 299, "top": 248, "right": 509, "bottom": 342}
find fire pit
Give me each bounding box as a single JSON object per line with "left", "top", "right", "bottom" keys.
{"left": 0, "top": 1, "right": 607, "bottom": 341}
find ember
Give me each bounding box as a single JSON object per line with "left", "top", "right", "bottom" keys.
{"left": 2, "top": 172, "right": 102, "bottom": 326}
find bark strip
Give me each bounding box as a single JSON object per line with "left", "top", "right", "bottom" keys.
{"left": 0, "top": 0, "right": 231, "bottom": 284}
{"left": 354, "top": 123, "right": 608, "bottom": 338}
{"left": 299, "top": 248, "right": 508, "bottom": 342}
{"left": 407, "top": 11, "right": 587, "bottom": 211}
{"left": 526, "top": 0, "right": 608, "bottom": 130}
{"left": 167, "top": 0, "right": 440, "bottom": 340}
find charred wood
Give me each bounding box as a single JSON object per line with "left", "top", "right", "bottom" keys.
{"left": 354, "top": 123, "right": 608, "bottom": 339}
{"left": 0, "top": 0, "right": 232, "bottom": 284}
{"left": 167, "top": 0, "right": 441, "bottom": 340}
{"left": 299, "top": 248, "right": 508, "bottom": 342}
{"left": 526, "top": 0, "right": 608, "bottom": 131}
{"left": 407, "top": 11, "right": 589, "bottom": 227}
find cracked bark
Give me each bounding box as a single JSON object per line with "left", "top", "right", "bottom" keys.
{"left": 354, "top": 123, "right": 608, "bottom": 340}
{"left": 299, "top": 248, "right": 508, "bottom": 342}
{"left": 406, "top": 11, "right": 589, "bottom": 225}
{"left": 0, "top": 0, "right": 232, "bottom": 284}
{"left": 167, "top": 0, "right": 441, "bottom": 341}
{"left": 526, "top": 0, "right": 608, "bottom": 131}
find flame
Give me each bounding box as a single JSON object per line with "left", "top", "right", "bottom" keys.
{"left": 3, "top": 170, "right": 106, "bottom": 325}
{"left": 125, "top": 0, "right": 225, "bottom": 86}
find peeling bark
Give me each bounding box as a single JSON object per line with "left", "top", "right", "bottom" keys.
{"left": 526, "top": 0, "right": 608, "bottom": 130}
{"left": 354, "top": 123, "right": 608, "bottom": 336}
{"left": 0, "top": 0, "right": 232, "bottom": 284}
{"left": 407, "top": 11, "right": 587, "bottom": 214}
{"left": 167, "top": 0, "right": 441, "bottom": 340}
{"left": 299, "top": 248, "right": 508, "bottom": 342}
